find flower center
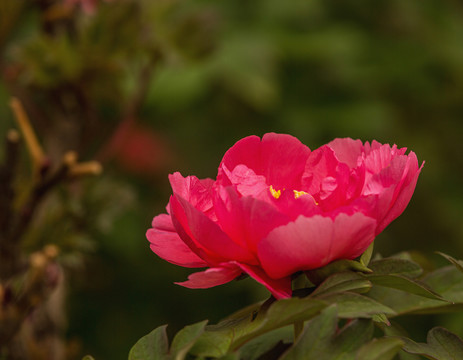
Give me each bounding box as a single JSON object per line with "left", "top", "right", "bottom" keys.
{"left": 293, "top": 190, "right": 308, "bottom": 199}
{"left": 269, "top": 185, "right": 318, "bottom": 204}
{"left": 269, "top": 185, "right": 282, "bottom": 199}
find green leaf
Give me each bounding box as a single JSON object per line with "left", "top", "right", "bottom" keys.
{"left": 239, "top": 326, "right": 293, "bottom": 360}
{"left": 360, "top": 240, "right": 375, "bottom": 267}
{"left": 357, "top": 337, "right": 404, "bottom": 360}
{"left": 279, "top": 305, "right": 338, "bottom": 360}
{"left": 224, "top": 300, "right": 265, "bottom": 321}
{"left": 190, "top": 297, "right": 327, "bottom": 357}
{"left": 376, "top": 321, "right": 425, "bottom": 360}
{"left": 129, "top": 325, "right": 169, "bottom": 360}
{"left": 365, "top": 274, "right": 445, "bottom": 301}
{"left": 369, "top": 258, "right": 423, "bottom": 278}
{"left": 280, "top": 305, "right": 374, "bottom": 360}
{"left": 424, "top": 266, "right": 463, "bottom": 304}
{"left": 189, "top": 317, "right": 248, "bottom": 358}
{"left": 306, "top": 259, "right": 372, "bottom": 285}
{"left": 400, "top": 327, "right": 463, "bottom": 360}
{"left": 372, "top": 313, "right": 391, "bottom": 326}
{"left": 189, "top": 302, "right": 271, "bottom": 358}
{"left": 311, "top": 271, "right": 372, "bottom": 297}
{"left": 330, "top": 318, "right": 374, "bottom": 358}
{"left": 170, "top": 320, "right": 208, "bottom": 360}
{"left": 391, "top": 251, "right": 436, "bottom": 274}
{"left": 437, "top": 252, "right": 463, "bottom": 274}
{"left": 367, "top": 287, "right": 449, "bottom": 317}
{"left": 367, "top": 265, "right": 463, "bottom": 316}
{"left": 318, "top": 291, "right": 396, "bottom": 318}
{"left": 230, "top": 297, "right": 327, "bottom": 350}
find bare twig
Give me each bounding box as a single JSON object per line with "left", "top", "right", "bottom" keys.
{"left": 10, "top": 98, "right": 47, "bottom": 177}
{"left": 68, "top": 161, "right": 103, "bottom": 178}
{"left": 8, "top": 151, "right": 101, "bottom": 248}
{"left": 0, "top": 130, "right": 21, "bottom": 281}
{"left": 0, "top": 129, "right": 20, "bottom": 234}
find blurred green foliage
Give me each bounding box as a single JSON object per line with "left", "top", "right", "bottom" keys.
{"left": 2, "top": 0, "right": 463, "bottom": 358}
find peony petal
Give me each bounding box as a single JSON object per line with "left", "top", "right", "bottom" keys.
{"left": 328, "top": 213, "right": 377, "bottom": 259}
{"left": 364, "top": 143, "right": 407, "bottom": 175}
{"left": 301, "top": 146, "right": 339, "bottom": 197}
{"left": 273, "top": 188, "right": 321, "bottom": 220}
{"left": 171, "top": 194, "right": 258, "bottom": 264}
{"left": 327, "top": 138, "right": 364, "bottom": 168}
{"left": 303, "top": 147, "right": 363, "bottom": 211}
{"left": 259, "top": 133, "right": 311, "bottom": 189}
{"left": 368, "top": 155, "right": 411, "bottom": 196}
{"left": 176, "top": 264, "right": 242, "bottom": 289}
{"left": 219, "top": 133, "right": 311, "bottom": 190}
{"left": 375, "top": 156, "right": 424, "bottom": 233}
{"left": 169, "top": 172, "right": 215, "bottom": 217}
{"left": 368, "top": 141, "right": 407, "bottom": 156}
{"left": 327, "top": 194, "right": 377, "bottom": 220}
{"left": 219, "top": 164, "right": 269, "bottom": 199}
{"left": 318, "top": 163, "right": 353, "bottom": 211}
{"left": 258, "top": 213, "right": 376, "bottom": 279}
{"left": 147, "top": 214, "right": 207, "bottom": 268}
{"left": 345, "top": 163, "right": 366, "bottom": 201}
{"left": 362, "top": 147, "right": 423, "bottom": 234}
{"left": 218, "top": 135, "right": 262, "bottom": 184}
{"left": 169, "top": 195, "right": 224, "bottom": 265}
{"left": 214, "top": 186, "right": 290, "bottom": 252}
{"left": 234, "top": 262, "right": 292, "bottom": 299}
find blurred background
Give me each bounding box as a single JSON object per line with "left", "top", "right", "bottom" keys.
{"left": 1, "top": 0, "right": 463, "bottom": 358}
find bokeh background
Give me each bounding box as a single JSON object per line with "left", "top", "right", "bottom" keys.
{"left": 2, "top": 0, "right": 463, "bottom": 358}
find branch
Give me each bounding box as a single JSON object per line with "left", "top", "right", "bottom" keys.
{"left": 8, "top": 151, "right": 102, "bottom": 248}
{"left": 0, "top": 129, "right": 20, "bottom": 234}
{"left": 0, "top": 130, "right": 21, "bottom": 281}
{"left": 10, "top": 98, "right": 48, "bottom": 177}
{"left": 2, "top": 100, "right": 102, "bottom": 280}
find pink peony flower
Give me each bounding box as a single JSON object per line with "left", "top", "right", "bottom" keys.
{"left": 147, "top": 134, "right": 423, "bottom": 299}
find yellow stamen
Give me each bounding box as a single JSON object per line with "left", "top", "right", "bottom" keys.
{"left": 293, "top": 190, "right": 319, "bottom": 205}
{"left": 269, "top": 185, "right": 281, "bottom": 199}
{"left": 293, "top": 190, "right": 308, "bottom": 199}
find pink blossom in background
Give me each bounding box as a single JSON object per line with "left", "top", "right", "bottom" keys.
{"left": 114, "top": 124, "right": 171, "bottom": 177}
{"left": 147, "top": 133, "right": 423, "bottom": 299}
{"left": 98, "top": 120, "right": 172, "bottom": 177}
